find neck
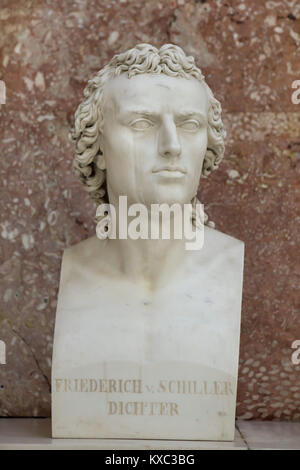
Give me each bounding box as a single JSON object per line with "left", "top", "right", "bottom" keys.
{"left": 115, "top": 237, "right": 187, "bottom": 290}
{"left": 107, "top": 193, "right": 192, "bottom": 290}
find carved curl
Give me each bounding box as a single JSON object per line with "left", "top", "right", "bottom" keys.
{"left": 72, "top": 43, "right": 226, "bottom": 207}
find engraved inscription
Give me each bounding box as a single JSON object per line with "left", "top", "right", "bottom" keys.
{"left": 54, "top": 377, "right": 234, "bottom": 417}
{"left": 55, "top": 378, "right": 234, "bottom": 395}
{"left": 108, "top": 401, "right": 179, "bottom": 416}
{"left": 55, "top": 378, "right": 142, "bottom": 393}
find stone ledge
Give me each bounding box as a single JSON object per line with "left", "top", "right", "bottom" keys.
{"left": 0, "top": 418, "right": 246, "bottom": 450}
{"left": 1, "top": 418, "right": 299, "bottom": 450}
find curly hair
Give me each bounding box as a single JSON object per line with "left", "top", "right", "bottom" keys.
{"left": 72, "top": 43, "right": 226, "bottom": 209}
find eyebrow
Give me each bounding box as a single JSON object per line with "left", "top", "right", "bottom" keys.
{"left": 119, "top": 108, "right": 207, "bottom": 122}
{"left": 119, "top": 108, "right": 159, "bottom": 118}
{"left": 175, "top": 111, "right": 207, "bottom": 122}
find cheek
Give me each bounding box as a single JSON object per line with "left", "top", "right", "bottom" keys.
{"left": 104, "top": 128, "right": 131, "bottom": 159}
{"left": 186, "top": 130, "right": 207, "bottom": 169}
{"left": 103, "top": 131, "right": 132, "bottom": 190}
{"left": 104, "top": 129, "right": 137, "bottom": 178}
{"left": 198, "top": 128, "right": 208, "bottom": 154}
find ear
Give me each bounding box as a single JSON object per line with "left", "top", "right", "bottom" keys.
{"left": 96, "top": 153, "right": 106, "bottom": 171}
{"left": 96, "top": 133, "right": 106, "bottom": 170}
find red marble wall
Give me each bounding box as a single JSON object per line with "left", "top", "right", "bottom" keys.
{"left": 0, "top": 0, "right": 299, "bottom": 420}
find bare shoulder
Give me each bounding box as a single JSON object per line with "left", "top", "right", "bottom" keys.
{"left": 190, "top": 226, "right": 244, "bottom": 269}
{"left": 204, "top": 226, "right": 244, "bottom": 252}
{"left": 60, "top": 236, "right": 113, "bottom": 283}
{"left": 63, "top": 235, "right": 105, "bottom": 263}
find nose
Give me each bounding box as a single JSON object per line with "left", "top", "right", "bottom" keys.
{"left": 158, "top": 115, "right": 181, "bottom": 159}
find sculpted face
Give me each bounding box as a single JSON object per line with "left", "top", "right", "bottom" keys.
{"left": 101, "top": 73, "right": 209, "bottom": 206}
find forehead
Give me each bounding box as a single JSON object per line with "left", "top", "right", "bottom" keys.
{"left": 103, "top": 73, "right": 209, "bottom": 117}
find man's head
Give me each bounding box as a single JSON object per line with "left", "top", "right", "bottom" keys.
{"left": 72, "top": 44, "right": 226, "bottom": 207}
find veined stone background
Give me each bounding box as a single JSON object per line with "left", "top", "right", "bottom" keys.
{"left": 0, "top": 0, "right": 299, "bottom": 420}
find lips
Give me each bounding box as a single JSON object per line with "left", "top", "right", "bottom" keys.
{"left": 152, "top": 167, "right": 187, "bottom": 179}
{"left": 152, "top": 166, "right": 187, "bottom": 174}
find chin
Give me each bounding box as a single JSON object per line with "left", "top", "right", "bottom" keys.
{"left": 148, "top": 192, "right": 193, "bottom": 207}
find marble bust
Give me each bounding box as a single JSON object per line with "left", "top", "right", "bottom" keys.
{"left": 52, "top": 44, "right": 244, "bottom": 440}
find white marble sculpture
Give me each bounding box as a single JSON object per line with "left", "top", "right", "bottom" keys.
{"left": 52, "top": 44, "right": 244, "bottom": 440}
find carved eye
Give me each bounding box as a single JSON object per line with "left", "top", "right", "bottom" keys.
{"left": 131, "top": 119, "right": 153, "bottom": 130}
{"left": 179, "top": 120, "right": 200, "bottom": 131}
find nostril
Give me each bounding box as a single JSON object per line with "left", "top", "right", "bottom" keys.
{"left": 161, "top": 138, "right": 181, "bottom": 158}
{"left": 161, "top": 147, "right": 181, "bottom": 159}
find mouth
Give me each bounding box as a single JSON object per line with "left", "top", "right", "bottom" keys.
{"left": 152, "top": 167, "right": 187, "bottom": 179}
